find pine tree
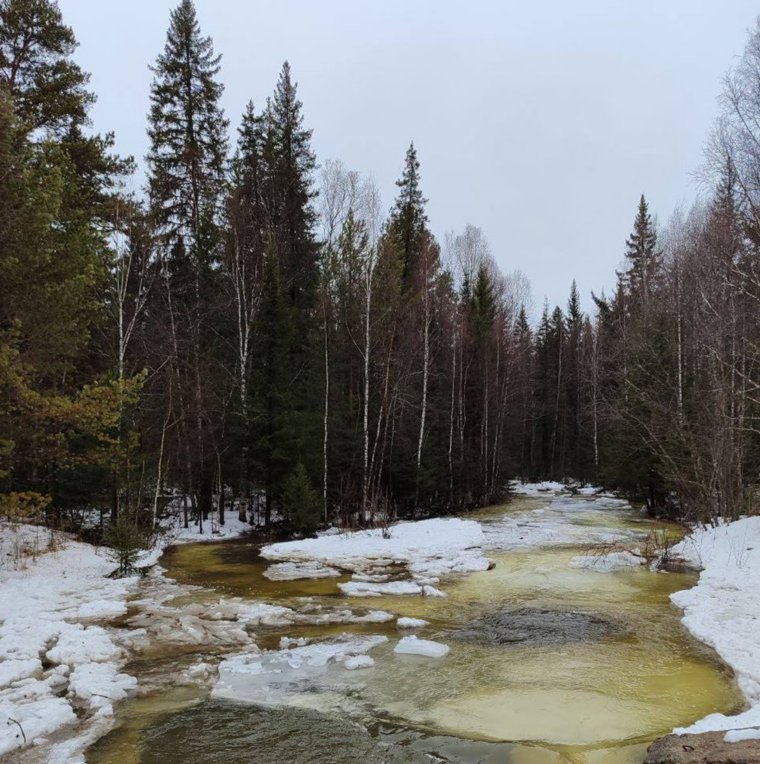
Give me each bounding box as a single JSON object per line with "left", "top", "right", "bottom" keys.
{"left": 0, "top": 0, "right": 93, "bottom": 134}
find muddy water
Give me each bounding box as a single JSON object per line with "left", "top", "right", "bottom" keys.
{"left": 87, "top": 497, "right": 743, "bottom": 764}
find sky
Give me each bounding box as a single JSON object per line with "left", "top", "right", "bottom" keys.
{"left": 59, "top": 0, "right": 760, "bottom": 316}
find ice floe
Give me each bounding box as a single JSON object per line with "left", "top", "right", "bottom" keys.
{"left": 394, "top": 635, "right": 450, "bottom": 658}
{"left": 212, "top": 634, "right": 389, "bottom": 706}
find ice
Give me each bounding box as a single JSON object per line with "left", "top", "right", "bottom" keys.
{"left": 263, "top": 561, "right": 341, "bottom": 580}
{"left": 397, "top": 617, "right": 429, "bottom": 629}
{"left": 213, "top": 634, "right": 388, "bottom": 706}
{"left": 725, "top": 727, "right": 760, "bottom": 742}
{"left": 0, "top": 659, "right": 41, "bottom": 689}
{"left": 67, "top": 662, "right": 138, "bottom": 714}
{"left": 344, "top": 655, "right": 374, "bottom": 670}
{"left": 0, "top": 696, "right": 77, "bottom": 757}
{"left": 394, "top": 635, "right": 449, "bottom": 658}
{"left": 339, "top": 580, "right": 422, "bottom": 596}
{"left": 569, "top": 551, "right": 643, "bottom": 572}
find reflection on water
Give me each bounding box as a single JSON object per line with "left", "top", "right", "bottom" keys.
{"left": 88, "top": 497, "right": 743, "bottom": 764}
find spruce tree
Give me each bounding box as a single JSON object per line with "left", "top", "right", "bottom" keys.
{"left": 146, "top": 0, "right": 229, "bottom": 522}
{"left": 624, "top": 195, "right": 660, "bottom": 303}
{"left": 389, "top": 142, "right": 428, "bottom": 286}
{"left": 248, "top": 62, "right": 322, "bottom": 522}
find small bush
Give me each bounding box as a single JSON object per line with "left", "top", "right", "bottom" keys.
{"left": 104, "top": 513, "right": 152, "bottom": 576}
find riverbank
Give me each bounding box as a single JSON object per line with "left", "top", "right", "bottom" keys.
{"left": 0, "top": 511, "right": 255, "bottom": 762}
{"left": 645, "top": 516, "right": 760, "bottom": 760}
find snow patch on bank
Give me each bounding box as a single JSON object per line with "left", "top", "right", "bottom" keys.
{"left": 261, "top": 518, "right": 491, "bottom": 589}
{"left": 669, "top": 517, "right": 760, "bottom": 741}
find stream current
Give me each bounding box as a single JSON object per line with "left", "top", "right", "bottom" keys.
{"left": 86, "top": 495, "right": 742, "bottom": 764}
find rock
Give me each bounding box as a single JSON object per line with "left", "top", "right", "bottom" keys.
{"left": 645, "top": 732, "right": 760, "bottom": 764}
{"left": 451, "top": 606, "right": 623, "bottom": 646}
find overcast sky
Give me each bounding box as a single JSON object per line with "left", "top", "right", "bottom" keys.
{"left": 59, "top": 0, "right": 759, "bottom": 315}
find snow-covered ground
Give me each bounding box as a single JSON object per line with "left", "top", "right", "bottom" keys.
{"left": 0, "top": 507, "right": 255, "bottom": 762}
{"left": 669, "top": 517, "right": 760, "bottom": 743}
{"left": 161, "top": 508, "right": 255, "bottom": 544}
{"left": 0, "top": 524, "right": 140, "bottom": 761}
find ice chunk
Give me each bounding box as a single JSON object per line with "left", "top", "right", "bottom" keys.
{"left": 344, "top": 655, "right": 374, "bottom": 670}
{"left": 394, "top": 635, "right": 449, "bottom": 658}
{"left": 397, "top": 617, "right": 429, "bottom": 629}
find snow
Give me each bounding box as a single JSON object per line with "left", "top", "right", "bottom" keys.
{"left": 510, "top": 480, "right": 568, "bottom": 496}
{"left": 394, "top": 635, "right": 450, "bottom": 658}
{"left": 0, "top": 523, "right": 142, "bottom": 758}
{"left": 669, "top": 517, "right": 760, "bottom": 741}
{"left": 67, "top": 662, "right": 138, "bottom": 715}
{"left": 261, "top": 517, "right": 490, "bottom": 589}
{"left": 0, "top": 659, "right": 41, "bottom": 690}
{"left": 725, "top": 727, "right": 760, "bottom": 742}
{"left": 159, "top": 503, "right": 255, "bottom": 545}
{"left": 397, "top": 617, "right": 429, "bottom": 629}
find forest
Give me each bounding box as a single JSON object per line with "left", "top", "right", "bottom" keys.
{"left": 2, "top": 0, "right": 760, "bottom": 538}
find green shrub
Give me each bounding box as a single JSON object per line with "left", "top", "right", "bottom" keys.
{"left": 281, "top": 463, "right": 321, "bottom": 535}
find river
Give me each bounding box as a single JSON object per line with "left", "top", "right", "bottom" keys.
{"left": 86, "top": 494, "right": 742, "bottom": 764}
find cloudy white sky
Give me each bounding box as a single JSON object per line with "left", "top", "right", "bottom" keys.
{"left": 60, "top": 0, "right": 759, "bottom": 314}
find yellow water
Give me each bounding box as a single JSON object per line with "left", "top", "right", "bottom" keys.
{"left": 87, "top": 498, "right": 743, "bottom": 764}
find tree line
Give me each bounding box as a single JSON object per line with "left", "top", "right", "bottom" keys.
{"left": 3, "top": 0, "right": 760, "bottom": 533}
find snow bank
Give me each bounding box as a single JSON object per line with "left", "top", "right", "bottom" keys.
{"left": 158, "top": 498, "right": 257, "bottom": 545}
{"left": 261, "top": 518, "right": 490, "bottom": 586}
{"left": 0, "top": 523, "right": 140, "bottom": 758}
{"left": 394, "top": 635, "right": 449, "bottom": 658}
{"left": 669, "top": 517, "right": 760, "bottom": 740}
{"left": 510, "top": 481, "right": 568, "bottom": 496}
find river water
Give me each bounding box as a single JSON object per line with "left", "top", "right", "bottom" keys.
{"left": 87, "top": 495, "right": 743, "bottom": 764}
